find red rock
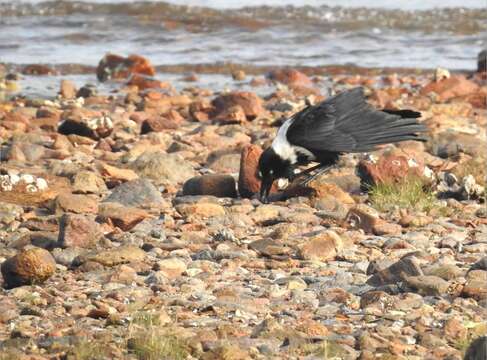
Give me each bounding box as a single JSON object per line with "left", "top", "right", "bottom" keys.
{"left": 267, "top": 69, "right": 313, "bottom": 88}
{"left": 60, "top": 80, "right": 77, "bottom": 99}
{"left": 357, "top": 154, "right": 425, "bottom": 187}
{"left": 346, "top": 204, "right": 401, "bottom": 235}
{"left": 141, "top": 115, "right": 181, "bottom": 133}
{"left": 98, "top": 202, "right": 150, "bottom": 231}
{"left": 1, "top": 247, "right": 56, "bottom": 288}
{"left": 421, "top": 76, "right": 479, "bottom": 101}
{"left": 238, "top": 144, "right": 278, "bottom": 198}
{"left": 52, "top": 193, "right": 99, "bottom": 214}
{"left": 212, "top": 91, "right": 264, "bottom": 120}
{"left": 96, "top": 53, "right": 156, "bottom": 82}
{"left": 58, "top": 213, "right": 104, "bottom": 248}
{"left": 127, "top": 74, "right": 172, "bottom": 91}
{"left": 21, "top": 64, "right": 57, "bottom": 76}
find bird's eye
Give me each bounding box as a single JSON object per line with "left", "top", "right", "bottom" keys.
{"left": 269, "top": 169, "right": 274, "bottom": 175}
{"left": 257, "top": 171, "right": 263, "bottom": 179}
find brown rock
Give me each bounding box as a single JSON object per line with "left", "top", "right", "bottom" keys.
{"left": 58, "top": 213, "right": 104, "bottom": 248}
{"left": 183, "top": 174, "right": 237, "bottom": 198}
{"left": 88, "top": 246, "right": 146, "bottom": 266}
{"left": 21, "top": 64, "right": 57, "bottom": 76}
{"left": 52, "top": 193, "right": 99, "bottom": 214}
{"left": 213, "top": 105, "right": 247, "bottom": 124}
{"left": 96, "top": 53, "right": 155, "bottom": 82}
{"left": 346, "top": 204, "right": 401, "bottom": 235}
{"left": 212, "top": 91, "right": 264, "bottom": 120}
{"left": 297, "top": 230, "right": 342, "bottom": 262}
{"left": 127, "top": 74, "right": 171, "bottom": 90}
{"left": 72, "top": 171, "right": 107, "bottom": 194}
{"left": 175, "top": 203, "right": 226, "bottom": 218}
{"left": 96, "top": 162, "right": 138, "bottom": 187}
{"left": 98, "top": 202, "right": 150, "bottom": 231}
{"left": 1, "top": 247, "right": 56, "bottom": 288}
{"left": 60, "top": 80, "right": 77, "bottom": 99}
{"left": 357, "top": 154, "right": 425, "bottom": 188}
{"left": 140, "top": 114, "right": 181, "bottom": 133}
{"left": 367, "top": 256, "right": 423, "bottom": 287}
{"left": 267, "top": 69, "right": 313, "bottom": 88}
{"left": 238, "top": 144, "right": 278, "bottom": 198}
{"left": 421, "top": 76, "right": 479, "bottom": 101}
{"left": 462, "top": 270, "right": 487, "bottom": 301}
{"left": 404, "top": 275, "right": 450, "bottom": 296}
{"left": 444, "top": 317, "right": 468, "bottom": 342}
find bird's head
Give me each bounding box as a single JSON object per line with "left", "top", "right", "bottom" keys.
{"left": 257, "top": 147, "right": 290, "bottom": 203}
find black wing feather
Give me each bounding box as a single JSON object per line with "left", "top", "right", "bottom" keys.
{"left": 287, "top": 87, "right": 427, "bottom": 153}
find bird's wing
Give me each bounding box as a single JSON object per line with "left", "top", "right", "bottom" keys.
{"left": 286, "top": 87, "right": 426, "bottom": 153}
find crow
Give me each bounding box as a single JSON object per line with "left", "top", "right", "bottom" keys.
{"left": 257, "top": 87, "right": 427, "bottom": 203}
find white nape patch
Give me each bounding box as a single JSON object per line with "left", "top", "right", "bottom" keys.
{"left": 271, "top": 117, "right": 315, "bottom": 164}
{"left": 271, "top": 118, "right": 297, "bottom": 163}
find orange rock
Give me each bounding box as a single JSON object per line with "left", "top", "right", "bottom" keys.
{"left": 267, "top": 69, "right": 313, "bottom": 88}
{"left": 1, "top": 247, "right": 56, "bottom": 288}
{"left": 127, "top": 74, "right": 171, "bottom": 91}
{"left": 238, "top": 144, "right": 278, "bottom": 198}
{"left": 421, "top": 76, "right": 479, "bottom": 101}
{"left": 96, "top": 53, "right": 156, "bottom": 82}
{"left": 212, "top": 91, "right": 264, "bottom": 120}
{"left": 213, "top": 104, "right": 247, "bottom": 124}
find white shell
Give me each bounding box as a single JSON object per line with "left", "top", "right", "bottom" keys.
{"left": 9, "top": 174, "right": 20, "bottom": 185}
{"left": 20, "top": 174, "right": 35, "bottom": 184}
{"left": 35, "top": 177, "right": 49, "bottom": 191}
{"left": 25, "top": 184, "right": 38, "bottom": 193}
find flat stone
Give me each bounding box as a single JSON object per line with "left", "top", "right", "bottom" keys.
{"left": 297, "top": 230, "right": 342, "bottom": 262}
{"left": 404, "top": 275, "right": 450, "bottom": 296}
{"left": 462, "top": 270, "right": 487, "bottom": 301}
{"left": 98, "top": 202, "right": 150, "bottom": 231}
{"left": 104, "top": 178, "right": 163, "bottom": 207}
{"left": 52, "top": 193, "right": 99, "bottom": 214}
{"left": 183, "top": 174, "right": 237, "bottom": 198}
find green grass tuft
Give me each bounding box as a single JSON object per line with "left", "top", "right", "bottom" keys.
{"left": 368, "top": 176, "right": 439, "bottom": 213}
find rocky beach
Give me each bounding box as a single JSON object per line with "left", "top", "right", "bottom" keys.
{"left": 0, "top": 47, "right": 486, "bottom": 359}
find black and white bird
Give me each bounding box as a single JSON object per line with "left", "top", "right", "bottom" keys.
{"left": 257, "top": 87, "right": 427, "bottom": 203}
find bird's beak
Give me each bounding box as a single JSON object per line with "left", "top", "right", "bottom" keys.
{"left": 259, "top": 176, "right": 274, "bottom": 203}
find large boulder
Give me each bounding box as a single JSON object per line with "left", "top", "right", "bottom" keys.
{"left": 1, "top": 247, "right": 56, "bottom": 288}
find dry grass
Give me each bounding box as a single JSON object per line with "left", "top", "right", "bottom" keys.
{"left": 127, "top": 311, "right": 191, "bottom": 360}
{"left": 368, "top": 176, "right": 439, "bottom": 213}
{"left": 67, "top": 338, "right": 113, "bottom": 360}
{"left": 453, "top": 157, "right": 486, "bottom": 186}
{"left": 299, "top": 340, "right": 348, "bottom": 358}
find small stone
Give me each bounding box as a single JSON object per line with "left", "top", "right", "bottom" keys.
{"left": 183, "top": 174, "right": 237, "bottom": 198}
{"left": 59, "top": 108, "right": 113, "bottom": 140}
{"left": 155, "top": 258, "right": 187, "bottom": 279}
{"left": 176, "top": 203, "right": 225, "bottom": 218}
{"left": 88, "top": 246, "right": 146, "bottom": 267}
{"left": 1, "top": 247, "right": 56, "bottom": 288}
{"left": 104, "top": 178, "right": 163, "bottom": 207}
{"left": 59, "top": 80, "right": 77, "bottom": 99}
{"left": 212, "top": 91, "right": 264, "bottom": 120}
{"left": 462, "top": 270, "right": 487, "bottom": 301}
{"left": 297, "top": 230, "right": 342, "bottom": 262}
{"left": 421, "top": 76, "right": 479, "bottom": 101}
{"left": 130, "top": 151, "right": 196, "bottom": 186}
{"left": 404, "top": 275, "right": 450, "bottom": 296}
{"left": 232, "top": 70, "right": 246, "bottom": 81}
{"left": 367, "top": 256, "right": 423, "bottom": 287}
{"left": 58, "top": 213, "right": 104, "bottom": 248}
{"left": 52, "top": 193, "right": 99, "bottom": 214}
{"left": 98, "top": 202, "right": 150, "bottom": 231}
{"left": 346, "top": 204, "right": 401, "bottom": 235}
{"left": 72, "top": 171, "right": 107, "bottom": 194}
{"left": 267, "top": 69, "right": 313, "bottom": 88}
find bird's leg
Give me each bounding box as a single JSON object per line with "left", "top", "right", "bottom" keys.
{"left": 299, "top": 164, "right": 338, "bottom": 186}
